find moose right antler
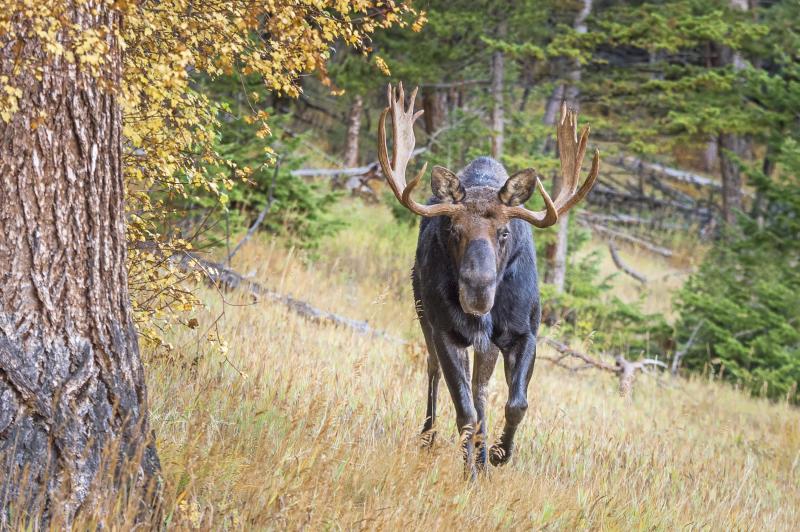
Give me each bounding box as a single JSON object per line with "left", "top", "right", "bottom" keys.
{"left": 378, "top": 83, "right": 464, "bottom": 217}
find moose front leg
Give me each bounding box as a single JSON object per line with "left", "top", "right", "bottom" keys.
{"left": 491, "top": 332, "right": 536, "bottom": 466}
{"left": 432, "top": 331, "right": 478, "bottom": 480}
{"left": 472, "top": 344, "right": 499, "bottom": 470}
{"left": 419, "top": 319, "right": 441, "bottom": 447}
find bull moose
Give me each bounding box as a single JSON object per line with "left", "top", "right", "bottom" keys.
{"left": 377, "top": 83, "right": 599, "bottom": 477}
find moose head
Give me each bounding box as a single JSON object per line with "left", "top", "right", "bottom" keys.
{"left": 378, "top": 83, "right": 599, "bottom": 317}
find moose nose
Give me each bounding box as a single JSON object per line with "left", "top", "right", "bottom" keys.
{"left": 458, "top": 239, "right": 497, "bottom": 316}
{"left": 460, "top": 239, "right": 497, "bottom": 285}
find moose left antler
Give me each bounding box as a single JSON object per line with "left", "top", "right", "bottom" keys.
{"left": 377, "top": 83, "right": 599, "bottom": 227}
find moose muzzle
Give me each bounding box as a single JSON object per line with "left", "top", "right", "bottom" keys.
{"left": 458, "top": 239, "right": 497, "bottom": 316}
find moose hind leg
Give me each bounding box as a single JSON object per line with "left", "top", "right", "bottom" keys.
{"left": 472, "top": 344, "right": 499, "bottom": 470}
{"left": 420, "top": 320, "right": 441, "bottom": 448}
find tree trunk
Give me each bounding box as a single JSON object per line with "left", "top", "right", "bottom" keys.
{"left": 717, "top": 0, "right": 749, "bottom": 225}
{"left": 422, "top": 88, "right": 445, "bottom": 136}
{"left": 718, "top": 132, "right": 747, "bottom": 224}
{"left": 0, "top": 2, "right": 159, "bottom": 525}
{"left": 490, "top": 19, "right": 507, "bottom": 160}
{"left": 543, "top": 0, "right": 592, "bottom": 292}
{"left": 703, "top": 136, "right": 719, "bottom": 173}
{"left": 343, "top": 95, "right": 363, "bottom": 168}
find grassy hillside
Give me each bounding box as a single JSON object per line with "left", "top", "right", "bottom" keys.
{"left": 142, "top": 201, "right": 799, "bottom": 530}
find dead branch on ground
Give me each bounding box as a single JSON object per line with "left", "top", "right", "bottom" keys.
{"left": 608, "top": 242, "right": 648, "bottom": 284}
{"left": 174, "top": 252, "right": 405, "bottom": 344}
{"left": 671, "top": 320, "right": 704, "bottom": 376}
{"left": 578, "top": 219, "right": 674, "bottom": 257}
{"left": 540, "top": 337, "right": 666, "bottom": 398}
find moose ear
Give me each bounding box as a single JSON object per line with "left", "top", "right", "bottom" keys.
{"left": 431, "top": 166, "right": 465, "bottom": 203}
{"left": 498, "top": 169, "right": 539, "bottom": 207}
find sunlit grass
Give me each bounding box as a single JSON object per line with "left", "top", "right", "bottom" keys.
{"left": 133, "top": 200, "right": 799, "bottom": 529}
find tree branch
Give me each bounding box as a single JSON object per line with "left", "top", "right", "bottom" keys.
{"left": 608, "top": 242, "right": 648, "bottom": 284}
{"left": 671, "top": 320, "right": 704, "bottom": 376}
{"left": 227, "top": 158, "right": 280, "bottom": 262}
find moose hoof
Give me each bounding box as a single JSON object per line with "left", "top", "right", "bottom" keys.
{"left": 489, "top": 442, "right": 513, "bottom": 466}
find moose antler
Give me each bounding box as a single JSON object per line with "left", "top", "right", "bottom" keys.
{"left": 505, "top": 103, "right": 600, "bottom": 228}
{"left": 377, "top": 83, "right": 464, "bottom": 217}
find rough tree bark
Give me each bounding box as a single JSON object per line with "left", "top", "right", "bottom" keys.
{"left": 343, "top": 95, "right": 363, "bottom": 168}
{"left": 422, "top": 88, "right": 445, "bottom": 136}
{"left": 490, "top": 18, "right": 507, "bottom": 159}
{"left": 0, "top": 1, "right": 159, "bottom": 525}
{"left": 543, "top": 0, "right": 592, "bottom": 292}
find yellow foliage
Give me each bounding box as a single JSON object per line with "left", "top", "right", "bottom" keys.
{"left": 1, "top": 0, "right": 417, "bottom": 349}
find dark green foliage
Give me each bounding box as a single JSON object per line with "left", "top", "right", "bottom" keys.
{"left": 676, "top": 142, "right": 800, "bottom": 402}
{"left": 190, "top": 75, "right": 344, "bottom": 251}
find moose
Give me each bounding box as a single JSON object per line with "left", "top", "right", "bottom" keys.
{"left": 377, "top": 83, "right": 599, "bottom": 477}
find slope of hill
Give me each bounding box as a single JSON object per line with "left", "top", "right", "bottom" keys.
{"left": 135, "top": 201, "right": 800, "bottom": 529}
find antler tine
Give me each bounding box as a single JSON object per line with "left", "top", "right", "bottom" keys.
{"left": 552, "top": 103, "right": 599, "bottom": 216}
{"left": 377, "top": 83, "right": 463, "bottom": 218}
{"left": 505, "top": 104, "right": 599, "bottom": 228}
{"left": 505, "top": 176, "right": 559, "bottom": 228}
{"left": 555, "top": 103, "right": 581, "bottom": 206}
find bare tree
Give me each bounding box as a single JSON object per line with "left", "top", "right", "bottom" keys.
{"left": 0, "top": 1, "right": 159, "bottom": 523}
{"left": 543, "top": 0, "right": 593, "bottom": 292}
{"left": 490, "top": 18, "right": 507, "bottom": 159}
{"left": 422, "top": 87, "right": 446, "bottom": 135}
{"left": 343, "top": 95, "right": 363, "bottom": 168}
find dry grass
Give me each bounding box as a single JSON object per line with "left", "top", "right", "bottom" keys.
{"left": 131, "top": 201, "right": 800, "bottom": 530}
{"left": 24, "top": 201, "right": 788, "bottom": 529}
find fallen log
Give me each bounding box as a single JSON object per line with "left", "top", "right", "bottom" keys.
{"left": 579, "top": 211, "right": 685, "bottom": 231}
{"left": 175, "top": 252, "right": 406, "bottom": 344}
{"left": 608, "top": 154, "right": 721, "bottom": 190}
{"left": 608, "top": 242, "right": 648, "bottom": 284}
{"left": 290, "top": 147, "right": 427, "bottom": 179}
{"left": 590, "top": 184, "right": 712, "bottom": 218}
{"left": 577, "top": 220, "right": 674, "bottom": 257}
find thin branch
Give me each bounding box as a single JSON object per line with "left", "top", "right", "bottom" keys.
{"left": 227, "top": 157, "right": 281, "bottom": 262}
{"left": 671, "top": 320, "right": 704, "bottom": 376}
{"left": 608, "top": 242, "right": 648, "bottom": 284}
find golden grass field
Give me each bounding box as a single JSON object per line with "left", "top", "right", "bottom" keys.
{"left": 141, "top": 201, "right": 800, "bottom": 530}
